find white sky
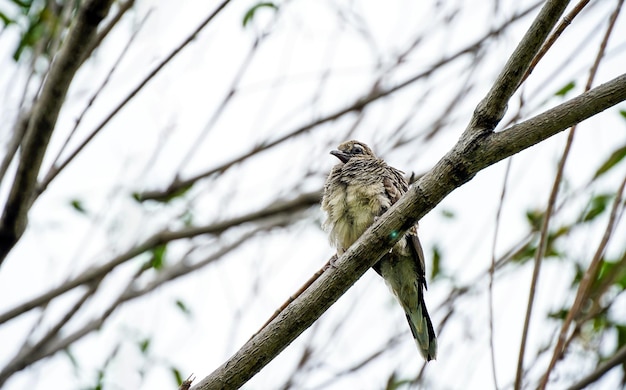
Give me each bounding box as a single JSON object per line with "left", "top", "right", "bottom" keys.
{"left": 0, "top": 0, "right": 626, "bottom": 389}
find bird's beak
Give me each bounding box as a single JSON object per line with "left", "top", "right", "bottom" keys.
{"left": 330, "top": 150, "right": 350, "bottom": 163}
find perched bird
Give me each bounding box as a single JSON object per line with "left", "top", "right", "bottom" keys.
{"left": 321, "top": 140, "right": 437, "bottom": 361}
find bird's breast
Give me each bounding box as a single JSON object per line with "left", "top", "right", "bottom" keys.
{"left": 323, "top": 179, "right": 390, "bottom": 251}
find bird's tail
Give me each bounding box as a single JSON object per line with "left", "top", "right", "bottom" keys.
{"left": 404, "top": 296, "right": 437, "bottom": 361}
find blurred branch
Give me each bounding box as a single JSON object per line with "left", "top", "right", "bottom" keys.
{"left": 0, "top": 225, "right": 271, "bottom": 383}
{"left": 84, "top": 0, "right": 136, "bottom": 60}
{"left": 537, "top": 2, "right": 624, "bottom": 387}
{"left": 0, "top": 281, "right": 101, "bottom": 386}
{"left": 0, "top": 190, "right": 320, "bottom": 325}
{"left": 137, "top": 0, "right": 543, "bottom": 202}
{"left": 539, "top": 175, "right": 626, "bottom": 389}
{"left": 48, "top": 9, "right": 151, "bottom": 172}
{"left": 0, "top": 0, "right": 116, "bottom": 266}
{"left": 175, "top": 34, "right": 264, "bottom": 176}
{"left": 488, "top": 160, "right": 511, "bottom": 390}
{"left": 36, "top": 0, "right": 233, "bottom": 196}
{"left": 190, "top": 48, "right": 626, "bottom": 390}
{"left": 567, "top": 344, "right": 626, "bottom": 390}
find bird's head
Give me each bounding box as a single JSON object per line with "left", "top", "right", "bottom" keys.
{"left": 330, "top": 140, "right": 376, "bottom": 163}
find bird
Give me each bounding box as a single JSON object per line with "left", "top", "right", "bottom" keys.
{"left": 321, "top": 140, "right": 437, "bottom": 361}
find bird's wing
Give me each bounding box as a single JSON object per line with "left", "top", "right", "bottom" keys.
{"left": 383, "top": 166, "right": 427, "bottom": 288}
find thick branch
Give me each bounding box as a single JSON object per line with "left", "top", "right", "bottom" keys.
{"left": 471, "top": 0, "right": 569, "bottom": 131}
{"left": 0, "top": 0, "right": 115, "bottom": 266}
{"left": 191, "top": 73, "right": 626, "bottom": 390}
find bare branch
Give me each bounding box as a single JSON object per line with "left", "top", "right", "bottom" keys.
{"left": 137, "top": 0, "right": 543, "bottom": 202}
{"left": 190, "top": 71, "right": 626, "bottom": 390}
{"left": 0, "top": 226, "right": 266, "bottom": 383}
{"left": 539, "top": 174, "right": 626, "bottom": 389}
{"left": 36, "top": 0, "right": 233, "bottom": 196}
{"left": 521, "top": 0, "right": 592, "bottom": 84}
{"left": 0, "top": 190, "right": 319, "bottom": 324}
{"left": 517, "top": 1, "right": 623, "bottom": 387}
{"left": 470, "top": 0, "right": 569, "bottom": 133}
{"left": 0, "top": 0, "right": 116, "bottom": 266}
{"left": 567, "top": 344, "right": 626, "bottom": 390}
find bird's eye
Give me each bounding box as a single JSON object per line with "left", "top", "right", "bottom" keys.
{"left": 352, "top": 145, "right": 364, "bottom": 154}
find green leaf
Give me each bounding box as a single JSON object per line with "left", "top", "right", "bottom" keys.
{"left": 593, "top": 144, "right": 626, "bottom": 179}
{"left": 619, "top": 109, "right": 626, "bottom": 120}
{"left": 525, "top": 209, "right": 544, "bottom": 231}
{"left": 554, "top": 81, "right": 575, "bottom": 97}
{"left": 430, "top": 245, "right": 441, "bottom": 279}
{"left": 134, "top": 182, "right": 194, "bottom": 203}
{"left": 242, "top": 2, "right": 278, "bottom": 27}
{"left": 138, "top": 338, "right": 150, "bottom": 354}
{"left": 0, "top": 12, "right": 14, "bottom": 26}
{"left": 548, "top": 308, "right": 569, "bottom": 321}
{"left": 580, "top": 194, "right": 613, "bottom": 222}
{"left": 440, "top": 209, "right": 455, "bottom": 219}
{"left": 148, "top": 244, "right": 167, "bottom": 270}
{"left": 171, "top": 367, "right": 184, "bottom": 386}
{"left": 616, "top": 324, "right": 626, "bottom": 348}
{"left": 175, "top": 299, "right": 192, "bottom": 316}
{"left": 70, "top": 199, "right": 87, "bottom": 214}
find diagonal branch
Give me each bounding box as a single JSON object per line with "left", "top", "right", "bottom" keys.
{"left": 0, "top": 0, "right": 116, "bottom": 266}
{"left": 0, "top": 190, "right": 320, "bottom": 325}
{"left": 136, "top": 0, "right": 544, "bottom": 202}
{"left": 190, "top": 71, "right": 626, "bottom": 390}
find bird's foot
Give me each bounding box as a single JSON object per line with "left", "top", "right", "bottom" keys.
{"left": 324, "top": 254, "right": 339, "bottom": 271}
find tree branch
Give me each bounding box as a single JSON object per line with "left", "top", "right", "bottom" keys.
{"left": 0, "top": 0, "right": 115, "bottom": 266}
{"left": 136, "top": 0, "right": 543, "bottom": 202}
{"left": 0, "top": 190, "right": 320, "bottom": 325}
{"left": 190, "top": 72, "right": 626, "bottom": 390}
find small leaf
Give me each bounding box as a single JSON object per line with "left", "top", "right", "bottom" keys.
{"left": 242, "top": 2, "right": 278, "bottom": 27}
{"left": 580, "top": 194, "right": 613, "bottom": 222}
{"left": 593, "top": 145, "right": 626, "bottom": 179}
{"left": 138, "top": 338, "right": 150, "bottom": 354}
{"left": 619, "top": 109, "right": 626, "bottom": 120}
{"left": 171, "top": 367, "right": 184, "bottom": 386}
{"left": 148, "top": 244, "right": 167, "bottom": 270}
{"left": 554, "top": 81, "right": 575, "bottom": 97}
{"left": 0, "top": 11, "right": 14, "bottom": 26}
{"left": 70, "top": 199, "right": 87, "bottom": 214}
{"left": 63, "top": 348, "right": 79, "bottom": 369}
{"left": 525, "top": 209, "right": 544, "bottom": 231}
{"left": 548, "top": 308, "right": 569, "bottom": 320}
{"left": 440, "top": 209, "right": 455, "bottom": 219}
{"left": 175, "top": 299, "right": 192, "bottom": 316}
{"left": 430, "top": 245, "right": 441, "bottom": 279}
{"left": 135, "top": 183, "right": 194, "bottom": 203}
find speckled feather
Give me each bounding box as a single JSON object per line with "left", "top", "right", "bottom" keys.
{"left": 321, "top": 140, "right": 437, "bottom": 361}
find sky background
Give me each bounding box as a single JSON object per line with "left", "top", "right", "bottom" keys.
{"left": 0, "top": 0, "right": 626, "bottom": 389}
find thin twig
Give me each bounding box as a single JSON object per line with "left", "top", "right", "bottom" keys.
{"left": 175, "top": 35, "right": 264, "bottom": 175}
{"left": 0, "top": 0, "right": 116, "bottom": 265}
{"left": 513, "top": 112, "right": 575, "bottom": 390}
{"left": 0, "top": 191, "right": 318, "bottom": 324}
{"left": 539, "top": 174, "right": 626, "bottom": 389}
{"left": 46, "top": 10, "right": 151, "bottom": 173}
{"left": 249, "top": 256, "right": 335, "bottom": 340}
{"left": 520, "top": 0, "right": 592, "bottom": 84}
{"left": 138, "top": 0, "right": 543, "bottom": 202}
{"left": 537, "top": 1, "right": 624, "bottom": 387}
{"left": 0, "top": 227, "right": 266, "bottom": 383}
{"left": 488, "top": 159, "right": 511, "bottom": 390}
{"left": 36, "top": 0, "right": 233, "bottom": 195}
{"left": 566, "top": 334, "right": 626, "bottom": 389}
